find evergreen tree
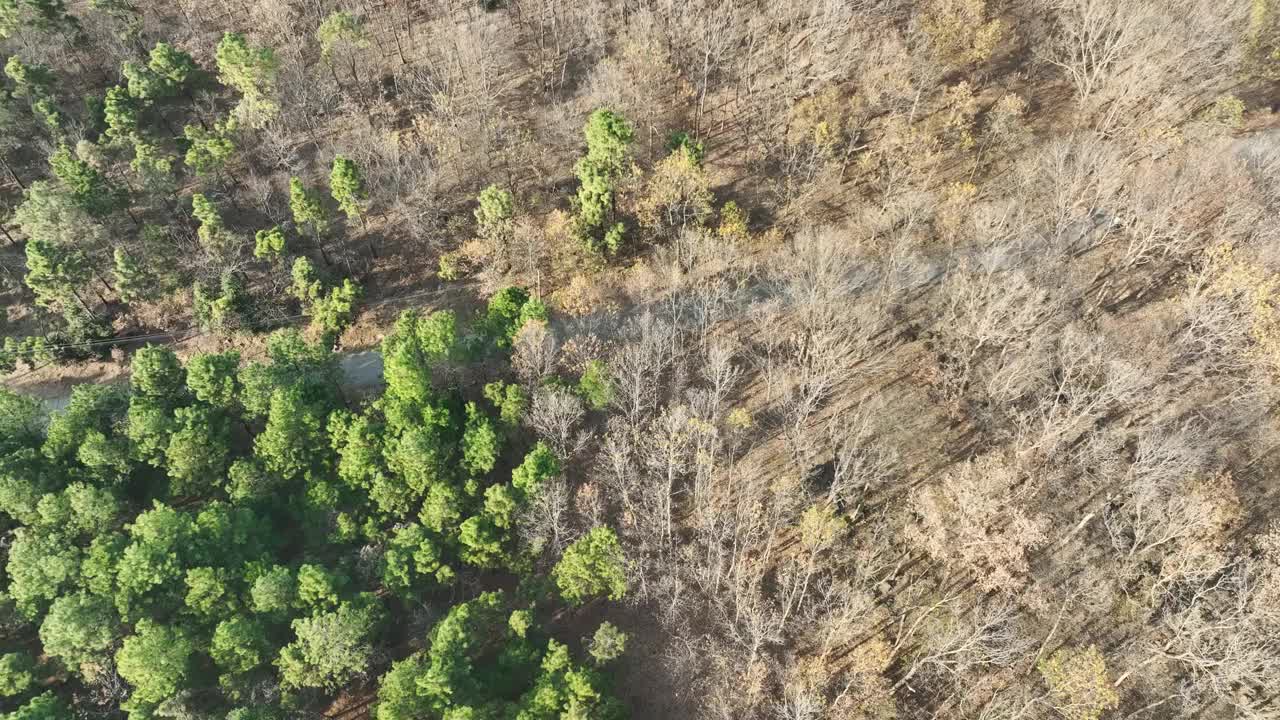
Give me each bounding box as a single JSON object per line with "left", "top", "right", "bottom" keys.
{"left": 183, "top": 119, "right": 237, "bottom": 177}
{"left": 552, "top": 526, "right": 627, "bottom": 605}
{"left": 254, "top": 225, "right": 285, "bottom": 261}
{"left": 102, "top": 84, "right": 140, "bottom": 144}
{"left": 289, "top": 177, "right": 329, "bottom": 238}
{"left": 573, "top": 108, "right": 633, "bottom": 252}
{"left": 191, "top": 193, "right": 229, "bottom": 254}
{"left": 148, "top": 42, "right": 201, "bottom": 96}
{"left": 317, "top": 11, "right": 368, "bottom": 89}
{"left": 185, "top": 350, "right": 241, "bottom": 408}
{"left": 215, "top": 32, "right": 279, "bottom": 127}
{"left": 15, "top": 181, "right": 100, "bottom": 315}
{"left": 113, "top": 246, "right": 148, "bottom": 303}
{"left": 115, "top": 619, "right": 195, "bottom": 711}
{"left": 48, "top": 144, "right": 125, "bottom": 218}
{"left": 329, "top": 155, "right": 366, "bottom": 222}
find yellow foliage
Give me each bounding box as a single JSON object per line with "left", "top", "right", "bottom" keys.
{"left": 717, "top": 201, "right": 749, "bottom": 243}
{"left": 921, "top": 0, "right": 1005, "bottom": 66}
{"left": 787, "top": 86, "right": 848, "bottom": 154}
{"left": 1037, "top": 645, "right": 1119, "bottom": 720}
{"left": 1199, "top": 240, "right": 1280, "bottom": 377}
{"left": 799, "top": 503, "right": 846, "bottom": 551}
{"left": 637, "top": 147, "right": 713, "bottom": 233}
{"left": 935, "top": 182, "right": 978, "bottom": 244}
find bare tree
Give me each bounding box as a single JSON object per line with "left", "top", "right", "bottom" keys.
{"left": 528, "top": 386, "right": 588, "bottom": 459}
{"left": 911, "top": 452, "right": 1050, "bottom": 593}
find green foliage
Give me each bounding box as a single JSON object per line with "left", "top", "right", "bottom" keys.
{"left": 1038, "top": 645, "right": 1119, "bottom": 720}
{"left": 147, "top": 42, "right": 201, "bottom": 96}
{"left": 587, "top": 622, "right": 627, "bottom": 665}
{"left": 577, "top": 360, "right": 613, "bottom": 410}
{"left": 192, "top": 193, "right": 231, "bottom": 254}
{"left": 7, "top": 529, "right": 80, "bottom": 615}
{"left": 102, "top": 84, "right": 140, "bottom": 144}
{"left": 1, "top": 336, "right": 54, "bottom": 374}
{"left": 277, "top": 597, "right": 383, "bottom": 690}
{"left": 0, "top": 0, "right": 77, "bottom": 38}
{"left": 378, "top": 592, "right": 626, "bottom": 720}
{"left": 290, "top": 256, "right": 322, "bottom": 304}
{"left": 184, "top": 566, "right": 235, "bottom": 618}
{"left": 3, "top": 57, "right": 55, "bottom": 99}
{"left": 239, "top": 329, "right": 340, "bottom": 419}
{"left": 317, "top": 11, "right": 368, "bottom": 61}
{"left": 43, "top": 383, "right": 127, "bottom": 464}
{"left": 215, "top": 32, "right": 279, "bottom": 127}
{"left": 601, "top": 221, "right": 625, "bottom": 256}
{"left": 49, "top": 144, "right": 124, "bottom": 218}
{"left": 483, "top": 286, "right": 547, "bottom": 348}
{"left": 185, "top": 350, "right": 241, "bottom": 408}
{"left": 4, "top": 692, "right": 68, "bottom": 720}
{"left": 0, "top": 388, "right": 46, "bottom": 454}
{"left": 113, "top": 247, "right": 150, "bottom": 303}
{"left": 194, "top": 272, "right": 250, "bottom": 335}
{"left": 184, "top": 119, "right": 237, "bottom": 177}
{"left": 116, "top": 619, "right": 195, "bottom": 708}
{"left": 437, "top": 251, "right": 465, "bottom": 281}
{"left": 511, "top": 442, "right": 559, "bottom": 497}
{"left": 255, "top": 386, "right": 330, "bottom": 481}
{"left": 462, "top": 402, "right": 501, "bottom": 475}
{"left": 475, "top": 184, "right": 514, "bottom": 240}
{"left": 311, "top": 279, "right": 363, "bottom": 346}
{"left": 716, "top": 200, "right": 748, "bottom": 241}
{"left": 484, "top": 380, "right": 527, "bottom": 426}
{"left": 254, "top": 225, "right": 286, "bottom": 261}
{"left": 0, "top": 301, "right": 639, "bottom": 719}
{"left": 155, "top": 404, "right": 227, "bottom": 488}
{"left": 296, "top": 563, "right": 345, "bottom": 610}
{"left": 35, "top": 483, "right": 118, "bottom": 537}
{"left": 289, "top": 177, "right": 329, "bottom": 237}
{"left": 574, "top": 108, "right": 633, "bottom": 246}
{"left": 122, "top": 60, "right": 163, "bottom": 101}
{"left": 552, "top": 526, "right": 627, "bottom": 605}
{"left": 211, "top": 616, "right": 268, "bottom": 674}
{"left": 39, "top": 592, "right": 120, "bottom": 670}
{"left": 666, "top": 130, "right": 705, "bottom": 164}
{"left": 0, "top": 652, "right": 35, "bottom": 697}
{"left": 375, "top": 654, "right": 431, "bottom": 720}
{"left": 16, "top": 182, "right": 95, "bottom": 312}
{"left": 131, "top": 344, "right": 185, "bottom": 398}
{"left": 249, "top": 565, "right": 296, "bottom": 615}
{"left": 381, "top": 523, "right": 447, "bottom": 595}
{"left": 290, "top": 257, "right": 362, "bottom": 346}
{"left": 329, "top": 155, "right": 366, "bottom": 221}
{"left": 114, "top": 502, "right": 198, "bottom": 619}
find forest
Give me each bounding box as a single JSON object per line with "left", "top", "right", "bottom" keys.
{"left": 4, "top": 0, "right": 1280, "bottom": 719}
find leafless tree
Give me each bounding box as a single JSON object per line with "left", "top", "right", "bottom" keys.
{"left": 911, "top": 452, "right": 1050, "bottom": 593}
{"left": 528, "top": 386, "right": 589, "bottom": 459}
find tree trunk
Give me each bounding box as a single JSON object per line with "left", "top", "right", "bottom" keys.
{"left": 0, "top": 156, "right": 25, "bottom": 190}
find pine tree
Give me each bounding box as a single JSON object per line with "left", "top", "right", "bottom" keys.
{"left": 214, "top": 32, "right": 279, "bottom": 128}
{"left": 49, "top": 145, "right": 125, "bottom": 218}
{"left": 254, "top": 226, "right": 286, "bottom": 261}
{"left": 573, "top": 109, "right": 633, "bottom": 253}
{"left": 113, "top": 246, "right": 148, "bottom": 303}
{"left": 147, "top": 42, "right": 200, "bottom": 97}
{"left": 289, "top": 177, "right": 329, "bottom": 239}
{"left": 102, "top": 85, "right": 139, "bottom": 144}
{"left": 316, "top": 11, "right": 368, "bottom": 89}
{"left": 329, "top": 155, "right": 366, "bottom": 222}
{"left": 191, "top": 193, "right": 228, "bottom": 254}
{"left": 183, "top": 119, "right": 236, "bottom": 178}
